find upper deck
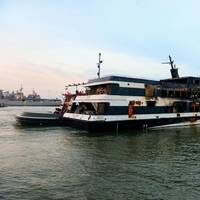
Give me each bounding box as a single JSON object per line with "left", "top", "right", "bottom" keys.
{"left": 82, "top": 75, "right": 200, "bottom": 98}
{"left": 82, "top": 76, "right": 158, "bottom": 96}
{"left": 86, "top": 75, "right": 159, "bottom": 86}
{"left": 161, "top": 76, "right": 200, "bottom": 87}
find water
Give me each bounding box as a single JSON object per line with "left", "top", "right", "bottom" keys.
{"left": 1, "top": 107, "right": 200, "bottom": 200}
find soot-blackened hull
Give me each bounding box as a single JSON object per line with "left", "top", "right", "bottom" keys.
{"left": 64, "top": 116, "right": 200, "bottom": 132}
{"left": 16, "top": 112, "right": 66, "bottom": 126}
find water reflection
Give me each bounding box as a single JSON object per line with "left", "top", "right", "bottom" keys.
{"left": 1, "top": 107, "right": 200, "bottom": 199}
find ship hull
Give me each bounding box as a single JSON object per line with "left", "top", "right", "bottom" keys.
{"left": 63, "top": 115, "right": 200, "bottom": 132}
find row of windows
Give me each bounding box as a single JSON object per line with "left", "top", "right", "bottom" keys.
{"left": 70, "top": 102, "right": 200, "bottom": 115}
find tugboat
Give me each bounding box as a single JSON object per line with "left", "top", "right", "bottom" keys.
{"left": 16, "top": 93, "right": 74, "bottom": 126}
{"left": 62, "top": 54, "right": 200, "bottom": 132}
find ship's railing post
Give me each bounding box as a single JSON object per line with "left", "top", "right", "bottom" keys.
{"left": 116, "top": 122, "right": 119, "bottom": 135}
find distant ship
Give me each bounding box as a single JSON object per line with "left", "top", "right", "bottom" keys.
{"left": 0, "top": 87, "right": 61, "bottom": 106}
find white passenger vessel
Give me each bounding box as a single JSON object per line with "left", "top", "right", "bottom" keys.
{"left": 63, "top": 55, "right": 200, "bottom": 132}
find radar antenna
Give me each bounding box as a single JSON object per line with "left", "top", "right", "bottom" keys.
{"left": 97, "top": 53, "right": 103, "bottom": 78}
{"left": 162, "top": 55, "right": 179, "bottom": 79}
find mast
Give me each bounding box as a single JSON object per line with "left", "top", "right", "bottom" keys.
{"left": 162, "top": 55, "right": 179, "bottom": 79}
{"left": 19, "top": 84, "right": 23, "bottom": 93}
{"left": 97, "top": 53, "right": 103, "bottom": 78}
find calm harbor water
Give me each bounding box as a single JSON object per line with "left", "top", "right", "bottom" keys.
{"left": 0, "top": 107, "right": 200, "bottom": 200}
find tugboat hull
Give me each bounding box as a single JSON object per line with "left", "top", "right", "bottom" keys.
{"left": 16, "top": 112, "right": 65, "bottom": 126}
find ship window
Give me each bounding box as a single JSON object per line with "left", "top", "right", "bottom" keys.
{"left": 145, "top": 84, "right": 154, "bottom": 97}
{"left": 161, "top": 90, "right": 168, "bottom": 97}
{"left": 174, "top": 91, "right": 181, "bottom": 98}
{"left": 146, "top": 100, "right": 156, "bottom": 107}
{"left": 97, "top": 103, "right": 110, "bottom": 114}
{"left": 181, "top": 91, "right": 187, "bottom": 98}
{"left": 195, "top": 80, "right": 200, "bottom": 85}
{"left": 74, "top": 103, "right": 96, "bottom": 114}
{"left": 173, "top": 102, "right": 187, "bottom": 113}
{"left": 189, "top": 102, "right": 199, "bottom": 112}
{"left": 86, "top": 84, "right": 119, "bottom": 95}
{"left": 168, "top": 90, "right": 174, "bottom": 97}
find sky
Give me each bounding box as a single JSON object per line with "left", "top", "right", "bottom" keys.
{"left": 0, "top": 0, "right": 200, "bottom": 98}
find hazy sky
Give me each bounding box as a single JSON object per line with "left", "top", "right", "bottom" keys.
{"left": 0, "top": 0, "right": 200, "bottom": 98}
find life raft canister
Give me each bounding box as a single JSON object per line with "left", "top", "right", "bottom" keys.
{"left": 128, "top": 101, "right": 135, "bottom": 118}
